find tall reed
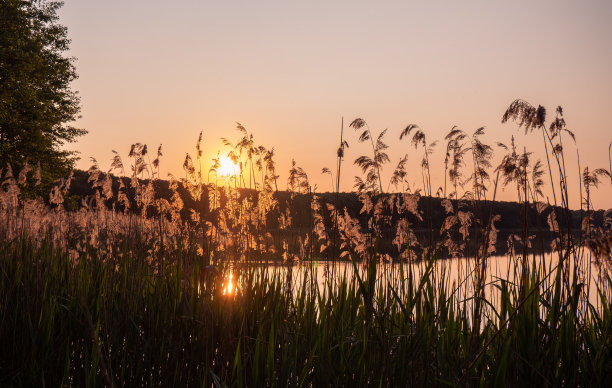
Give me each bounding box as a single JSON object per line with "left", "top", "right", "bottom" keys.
{"left": 0, "top": 102, "right": 611, "bottom": 385}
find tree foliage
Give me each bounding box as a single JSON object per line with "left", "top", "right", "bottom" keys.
{"left": 0, "top": 0, "right": 85, "bottom": 182}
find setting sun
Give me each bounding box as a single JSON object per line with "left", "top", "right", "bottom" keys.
{"left": 218, "top": 155, "right": 240, "bottom": 178}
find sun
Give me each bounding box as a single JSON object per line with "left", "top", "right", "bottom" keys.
{"left": 218, "top": 154, "right": 240, "bottom": 177}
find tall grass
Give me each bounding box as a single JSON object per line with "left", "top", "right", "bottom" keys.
{"left": 1, "top": 235, "right": 610, "bottom": 386}
{"left": 0, "top": 100, "right": 611, "bottom": 385}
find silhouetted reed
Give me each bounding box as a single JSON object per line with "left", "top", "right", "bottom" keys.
{"left": 0, "top": 101, "right": 611, "bottom": 385}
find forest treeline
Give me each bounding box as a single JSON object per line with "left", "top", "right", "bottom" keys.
{"left": 66, "top": 169, "right": 601, "bottom": 236}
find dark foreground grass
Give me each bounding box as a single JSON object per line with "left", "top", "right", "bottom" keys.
{"left": 1, "top": 237, "right": 610, "bottom": 387}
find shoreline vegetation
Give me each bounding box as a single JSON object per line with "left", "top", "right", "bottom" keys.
{"left": 1, "top": 100, "right": 611, "bottom": 385}
{"left": 62, "top": 168, "right": 599, "bottom": 260}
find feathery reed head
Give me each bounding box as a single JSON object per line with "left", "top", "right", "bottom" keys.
{"left": 502, "top": 99, "right": 546, "bottom": 133}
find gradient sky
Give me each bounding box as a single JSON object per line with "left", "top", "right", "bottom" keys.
{"left": 58, "top": 0, "right": 612, "bottom": 208}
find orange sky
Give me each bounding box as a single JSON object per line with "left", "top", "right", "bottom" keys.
{"left": 59, "top": 0, "right": 612, "bottom": 209}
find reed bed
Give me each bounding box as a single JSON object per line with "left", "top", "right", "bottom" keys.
{"left": 0, "top": 100, "right": 611, "bottom": 386}
{"left": 1, "top": 237, "right": 610, "bottom": 386}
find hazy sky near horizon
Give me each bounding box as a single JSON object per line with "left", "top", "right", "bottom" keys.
{"left": 59, "top": 0, "right": 612, "bottom": 208}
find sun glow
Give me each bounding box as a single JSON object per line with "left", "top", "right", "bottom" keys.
{"left": 218, "top": 155, "right": 240, "bottom": 178}
{"left": 222, "top": 272, "right": 236, "bottom": 296}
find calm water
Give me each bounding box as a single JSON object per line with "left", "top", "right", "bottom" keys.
{"left": 220, "top": 251, "right": 609, "bottom": 315}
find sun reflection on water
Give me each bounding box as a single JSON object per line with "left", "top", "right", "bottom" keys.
{"left": 222, "top": 272, "right": 236, "bottom": 295}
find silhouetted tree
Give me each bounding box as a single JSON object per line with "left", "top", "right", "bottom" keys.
{"left": 0, "top": 0, "right": 85, "bottom": 183}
